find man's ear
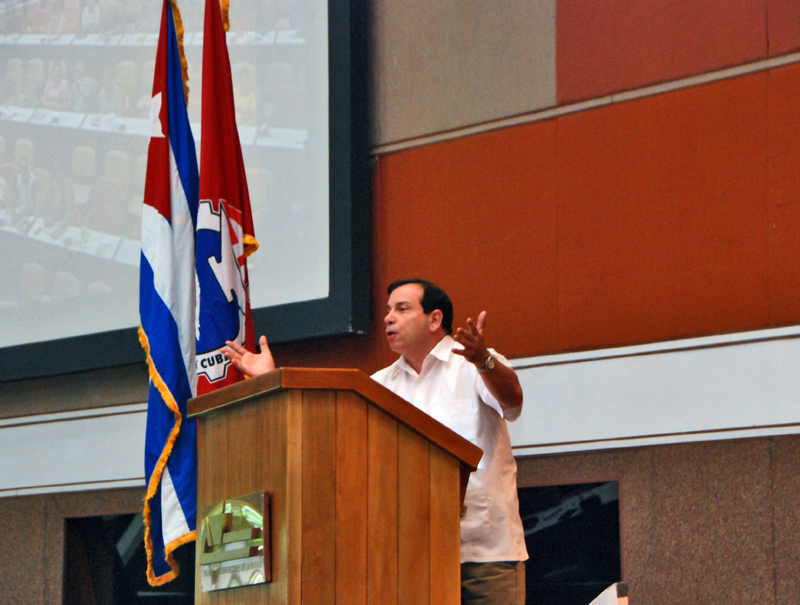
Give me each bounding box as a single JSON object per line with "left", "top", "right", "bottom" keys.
{"left": 429, "top": 309, "right": 443, "bottom": 333}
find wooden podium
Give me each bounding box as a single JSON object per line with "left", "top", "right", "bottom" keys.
{"left": 187, "top": 367, "right": 482, "bottom": 605}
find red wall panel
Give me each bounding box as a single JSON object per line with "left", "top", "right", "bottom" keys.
{"left": 557, "top": 0, "right": 767, "bottom": 104}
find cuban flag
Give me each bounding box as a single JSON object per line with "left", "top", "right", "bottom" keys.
{"left": 195, "top": 0, "right": 259, "bottom": 395}
{"left": 138, "top": 0, "right": 199, "bottom": 586}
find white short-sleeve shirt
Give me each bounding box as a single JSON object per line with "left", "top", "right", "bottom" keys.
{"left": 372, "top": 335, "right": 528, "bottom": 563}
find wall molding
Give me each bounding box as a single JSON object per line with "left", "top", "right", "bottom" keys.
{"left": 512, "top": 325, "right": 800, "bottom": 368}
{"left": 509, "top": 326, "right": 800, "bottom": 456}
{"left": 0, "top": 478, "right": 144, "bottom": 499}
{"left": 0, "top": 403, "right": 147, "bottom": 498}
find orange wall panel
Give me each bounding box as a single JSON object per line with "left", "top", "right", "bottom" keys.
{"left": 768, "top": 0, "right": 800, "bottom": 56}
{"left": 557, "top": 74, "right": 770, "bottom": 349}
{"left": 767, "top": 63, "right": 800, "bottom": 324}
{"left": 557, "top": 0, "right": 768, "bottom": 103}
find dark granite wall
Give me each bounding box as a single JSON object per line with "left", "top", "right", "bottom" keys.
{"left": 517, "top": 435, "right": 800, "bottom": 604}
{"left": 0, "top": 487, "right": 143, "bottom": 604}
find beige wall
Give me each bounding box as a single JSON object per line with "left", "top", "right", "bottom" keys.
{"left": 369, "top": 0, "right": 556, "bottom": 144}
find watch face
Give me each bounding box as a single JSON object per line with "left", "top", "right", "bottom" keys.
{"left": 485, "top": 355, "right": 496, "bottom": 370}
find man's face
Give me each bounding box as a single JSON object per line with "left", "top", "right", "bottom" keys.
{"left": 384, "top": 283, "right": 437, "bottom": 358}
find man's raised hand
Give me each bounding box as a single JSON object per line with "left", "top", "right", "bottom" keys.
{"left": 452, "top": 310, "right": 490, "bottom": 367}
{"left": 222, "top": 334, "right": 276, "bottom": 377}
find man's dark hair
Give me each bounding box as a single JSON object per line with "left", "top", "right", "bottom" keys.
{"left": 387, "top": 279, "right": 453, "bottom": 335}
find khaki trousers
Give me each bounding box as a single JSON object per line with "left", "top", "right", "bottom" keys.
{"left": 461, "top": 561, "right": 526, "bottom": 605}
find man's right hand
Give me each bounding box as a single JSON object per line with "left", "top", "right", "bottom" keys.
{"left": 222, "top": 335, "right": 276, "bottom": 377}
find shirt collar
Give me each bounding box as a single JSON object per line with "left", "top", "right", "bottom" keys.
{"left": 430, "top": 334, "right": 456, "bottom": 361}
{"left": 393, "top": 335, "right": 455, "bottom": 377}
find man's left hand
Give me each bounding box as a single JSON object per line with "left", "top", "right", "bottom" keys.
{"left": 453, "top": 310, "right": 523, "bottom": 411}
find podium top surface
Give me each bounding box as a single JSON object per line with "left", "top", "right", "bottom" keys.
{"left": 188, "top": 367, "right": 483, "bottom": 470}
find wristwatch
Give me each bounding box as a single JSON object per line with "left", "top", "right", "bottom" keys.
{"left": 478, "top": 353, "right": 496, "bottom": 373}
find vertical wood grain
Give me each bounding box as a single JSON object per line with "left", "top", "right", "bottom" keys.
{"left": 195, "top": 409, "right": 231, "bottom": 604}
{"left": 398, "top": 425, "right": 431, "bottom": 604}
{"left": 194, "top": 383, "right": 465, "bottom": 605}
{"left": 430, "top": 446, "right": 461, "bottom": 605}
{"left": 284, "top": 390, "right": 303, "bottom": 605}
{"left": 195, "top": 392, "right": 293, "bottom": 605}
{"left": 262, "top": 390, "right": 289, "bottom": 605}
{"left": 259, "top": 394, "right": 274, "bottom": 604}
{"left": 195, "top": 409, "right": 219, "bottom": 605}
{"left": 367, "top": 406, "right": 399, "bottom": 605}
{"left": 335, "top": 392, "right": 369, "bottom": 605}
{"left": 194, "top": 414, "right": 210, "bottom": 602}
{"left": 301, "top": 389, "right": 338, "bottom": 603}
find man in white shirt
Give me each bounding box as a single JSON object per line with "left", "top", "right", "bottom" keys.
{"left": 223, "top": 278, "right": 528, "bottom": 604}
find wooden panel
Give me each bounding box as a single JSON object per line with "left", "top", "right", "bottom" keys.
{"left": 398, "top": 425, "right": 431, "bottom": 604}
{"left": 195, "top": 393, "right": 278, "bottom": 605}
{"left": 282, "top": 368, "right": 481, "bottom": 470}
{"left": 284, "top": 389, "right": 303, "bottom": 605}
{"left": 194, "top": 390, "right": 300, "bottom": 605}
{"left": 301, "top": 389, "right": 337, "bottom": 603}
{"left": 257, "top": 394, "right": 283, "bottom": 605}
{"left": 188, "top": 369, "right": 282, "bottom": 417}
{"left": 193, "top": 381, "right": 467, "bottom": 604}
{"left": 191, "top": 368, "right": 482, "bottom": 472}
{"left": 367, "top": 406, "right": 399, "bottom": 605}
{"left": 266, "top": 389, "right": 291, "bottom": 605}
{"left": 194, "top": 409, "right": 220, "bottom": 603}
{"left": 429, "top": 445, "right": 461, "bottom": 605}
{"left": 557, "top": 0, "right": 768, "bottom": 103}
{"left": 196, "top": 393, "right": 281, "bottom": 504}
{"left": 335, "top": 392, "right": 368, "bottom": 605}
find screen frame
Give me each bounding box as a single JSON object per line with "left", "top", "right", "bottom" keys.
{"left": 0, "top": 0, "right": 370, "bottom": 382}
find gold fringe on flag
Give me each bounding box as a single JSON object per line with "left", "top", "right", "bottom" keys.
{"left": 220, "top": 0, "right": 230, "bottom": 32}
{"left": 167, "top": 0, "right": 190, "bottom": 104}
{"left": 139, "top": 326, "right": 197, "bottom": 586}
{"left": 243, "top": 235, "right": 259, "bottom": 258}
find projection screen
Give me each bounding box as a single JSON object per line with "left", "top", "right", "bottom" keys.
{"left": 0, "top": 0, "right": 369, "bottom": 380}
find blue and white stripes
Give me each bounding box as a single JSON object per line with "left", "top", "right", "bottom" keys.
{"left": 139, "top": 0, "right": 199, "bottom": 586}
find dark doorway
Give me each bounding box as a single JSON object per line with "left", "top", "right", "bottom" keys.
{"left": 64, "top": 514, "right": 195, "bottom": 604}
{"left": 519, "top": 481, "right": 621, "bottom": 605}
